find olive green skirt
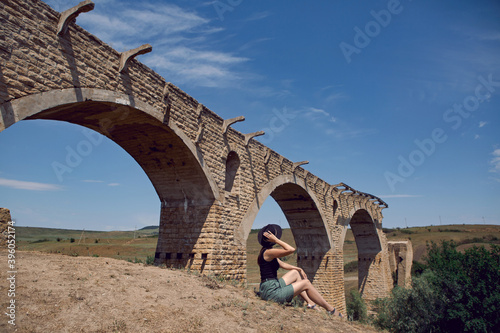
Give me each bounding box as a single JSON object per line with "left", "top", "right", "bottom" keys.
{"left": 259, "top": 278, "right": 294, "bottom": 304}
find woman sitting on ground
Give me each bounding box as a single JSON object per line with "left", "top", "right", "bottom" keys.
{"left": 257, "top": 224, "right": 342, "bottom": 317}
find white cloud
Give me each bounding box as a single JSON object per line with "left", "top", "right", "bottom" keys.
{"left": 325, "top": 127, "right": 378, "bottom": 140}
{"left": 74, "top": 1, "right": 248, "bottom": 88}
{"left": 479, "top": 121, "right": 488, "bottom": 128}
{"left": 108, "top": 183, "right": 120, "bottom": 187}
{"left": 489, "top": 149, "right": 500, "bottom": 175}
{"left": 0, "top": 178, "right": 63, "bottom": 191}
{"left": 245, "top": 11, "right": 271, "bottom": 22}
{"left": 305, "top": 107, "right": 337, "bottom": 123}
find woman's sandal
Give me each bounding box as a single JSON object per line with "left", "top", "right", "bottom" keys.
{"left": 307, "top": 304, "right": 321, "bottom": 311}
{"left": 327, "top": 308, "right": 343, "bottom": 318}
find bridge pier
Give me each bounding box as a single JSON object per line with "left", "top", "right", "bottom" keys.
{"left": 154, "top": 202, "right": 247, "bottom": 280}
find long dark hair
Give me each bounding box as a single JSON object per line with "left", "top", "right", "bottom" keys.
{"left": 257, "top": 247, "right": 266, "bottom": 266}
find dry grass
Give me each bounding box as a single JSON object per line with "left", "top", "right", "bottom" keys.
{"left": 0, "top": 250, "right": 376, "bottom": 332}
{"left": 15, "top": 224, "right": 500, "bottom": 308}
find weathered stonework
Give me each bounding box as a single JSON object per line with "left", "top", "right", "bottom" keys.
{"left": 0, "top": 208, "right": 12, "bottom": 247}
{"left": 388, "top": 240, "right": 413, "bottom": 288}
{"left": 0, "top": 0, "right": 411, "bottom": 313}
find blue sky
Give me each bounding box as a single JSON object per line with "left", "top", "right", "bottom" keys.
{"left": 1, "top": 0, "right": 499, "bottom": 231}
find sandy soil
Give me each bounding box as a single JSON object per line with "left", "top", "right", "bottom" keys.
{"left": 0, "top": 251, "right": 379, "bottom": 333}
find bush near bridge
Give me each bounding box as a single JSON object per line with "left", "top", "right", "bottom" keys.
{"left": 373, "top": 241, "right": 500, "bottom": 333}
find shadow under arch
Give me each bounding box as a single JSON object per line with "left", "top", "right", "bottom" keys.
{"left": 0, "top": 88, "right": 222, "bottom": 263}
{"left": 236, "top": 174, "right": 332, "bottom": 281}
{"left": 345, "top": 208, "right": 383, "bottom": 297}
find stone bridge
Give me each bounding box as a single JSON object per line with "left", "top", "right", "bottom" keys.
{"left": 0, "top": 0, "right": 410, "bottom": 312}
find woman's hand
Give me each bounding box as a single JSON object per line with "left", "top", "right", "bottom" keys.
{"left": 264, "top": 231, "right": 279, "bottom": 243}
{"left": 297, "top": 267, "right": 307, "bottom": 280}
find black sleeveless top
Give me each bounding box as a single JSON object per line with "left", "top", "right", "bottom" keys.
{"left": 259, "top": 249, "right": 279, "bottom": 282}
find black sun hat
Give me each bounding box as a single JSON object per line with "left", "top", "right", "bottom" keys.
{"left": 258, "top": 224, "right": 282, "bottom": 248}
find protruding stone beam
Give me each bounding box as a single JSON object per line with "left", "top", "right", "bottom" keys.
{"left": 264, "top": 148, "right": 271, "bottom": 165}
{"left": 162, "top": 84, "right": 170, "bottom": 98}
{"left": 162, "top": 84, "right": 171, "bottom": 124}
{"left": 368, "top": 195, "right": 388, "bottom": 209}
{"left": 223, "top": 116, "right": 245, "bottom": 134}
{"left": 57, "top": 0, "right": 95, "bottom": 36}
{"left": 244, "top": 131, "right": 264, "bottom": 146}
{"left": 292, "top": 161, "right": 309, "bottom": 172}
{"left": 195, "top": 125, "right": 204, "bottom": 144}
{"left": 196, "top": 103, "right": 204, "bottom": 119}
{"left": 333, "top": 182, "right": 354, "bottom": 195}
{"left": 119, "top": 44, "right": 152, "bottom": 73}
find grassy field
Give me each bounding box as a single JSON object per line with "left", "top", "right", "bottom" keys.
{"left": 15, "top": 224, "right": 500, "bottom": 296}
{"left": 16, "top": 226, "right": 159, "bottom": 263}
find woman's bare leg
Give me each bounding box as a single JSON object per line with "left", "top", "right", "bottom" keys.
{"left": 282, "top": 270, "right": 314, "bottom": 306}
{"left": 291, "top": 279, "right": 335, "bottom": 312}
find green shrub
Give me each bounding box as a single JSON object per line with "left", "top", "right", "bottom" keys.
{"left": 346, "top": 289, "right": 367, "bottom": 322}
{"left": 30, "top": 238, "right": 50, "bottom": 244}
{"left": 374, "top": 241, "right": 500, "bottom": 332}
{"left": 146, "top": 255, "right": 155, "bottom": 265}
{"left": 411, "top": 260, "right": 426, "bottom": 276}
{"left": 373, "top": 271, "right": 444, "bottom": 333}
{"left": 344, "top": 260, "right": 357, "bottom": 273}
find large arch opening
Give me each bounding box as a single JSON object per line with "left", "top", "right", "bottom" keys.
{"left": 238, "top": 175, "right": 332, "bottom": 285}
{"left": 0, "top": 119, "right": 159, "bottom": 231}
{"left": 245, "top": 199, "right": 292, "bottom": 286}
{"left": 343, "top": 215, "right": 359, "bottom": 299}
{"left": 349, "top": 209, "right": 382, "bottom": 298}
{"left": 1, "top": 89, "right": 219, "bottom": 263}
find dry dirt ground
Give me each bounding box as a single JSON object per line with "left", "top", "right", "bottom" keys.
{"left": 0, "top": 250, "right": 379, "bottom": 333}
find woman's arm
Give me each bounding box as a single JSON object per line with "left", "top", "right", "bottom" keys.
{"left": 262, "top": 231, "right": 295, "bottom": 260}
{"left": 278, "top": 259, "right": 307, "bottom": 279}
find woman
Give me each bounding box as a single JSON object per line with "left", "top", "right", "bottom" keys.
{"left": 257, "top": 224, "right": 342, "bottom": 317}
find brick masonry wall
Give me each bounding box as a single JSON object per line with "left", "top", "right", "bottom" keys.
{"left": 0, "top": 0, "right": 400, "bottom": 312}
{"left": 0, "top": 208, "right": 12, "bottom": 247}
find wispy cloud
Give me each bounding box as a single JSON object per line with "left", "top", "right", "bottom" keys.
{"left": 304, "top": 107, "right": 337, "bottom": 123}
{"left": 378, "top": 194, "right": 423, "bottom": 198}
{"left": 479, "top": 121, "right": 488, "bottom": 128}
{"left": 244, "top": 11, "right": 271, "bottom": 22}
{"left": 325, "top": 127, "right": 378, "bottom": 140}
{"left": 0, "top": 178, "right": 63, "bottom": 191}
{"left": 69, "top": 0, "right": 249, "bottom": 88}
{"left": 108, "top": 183, "right": 120, "bottom": 187}
{"left": 489, "top": 149, "right": 500, "bottom": 180}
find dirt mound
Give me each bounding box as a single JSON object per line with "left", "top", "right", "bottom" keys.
{"left": 0, "top": 251, "right": 376, "bottom": 332}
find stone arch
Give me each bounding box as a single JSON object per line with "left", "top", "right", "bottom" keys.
{"left": 340, "top": 208, "right": 391, "bottom": 301}
{"left": 224, "top": 151, "right": 240, "bottom": 192}
{"left": 237, "top": 175, "right": 331, "bottom": 246}
{"left": 0, "top": 88, "right": 221, "bottom": 206}
{"left": 236, "top": 174, "right": 332, "bottom": 280}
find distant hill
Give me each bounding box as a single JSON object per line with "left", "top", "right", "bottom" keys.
{"left": 140, "top": 226, "right": 159, "bottom": 231}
